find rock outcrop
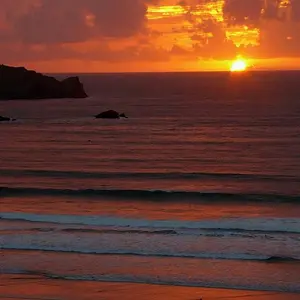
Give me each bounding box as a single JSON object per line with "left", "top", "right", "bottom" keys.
{"left": 95, "top": 110, "right": 128, "bottom": 119}
{"left": 0, "top": 64, "right": 88, "bottom": 100}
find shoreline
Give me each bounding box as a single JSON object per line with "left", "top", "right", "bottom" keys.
{"left": 0, "top": 274, "right": 299, "bottom": 300}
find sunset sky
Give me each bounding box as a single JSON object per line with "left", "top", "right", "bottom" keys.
{"left": 1, "top": 0, "right": 300, "bottom": 72}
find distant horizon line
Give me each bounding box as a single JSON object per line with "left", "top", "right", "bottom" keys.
{"left": 47, "top": 69, "right": 300, "bottom": 75}
{"left": 3, "top": 63, "right": 300, "bottom": 75}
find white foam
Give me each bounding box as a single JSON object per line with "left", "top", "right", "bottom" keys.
{"left": 1, "top": 212, "right": 300, "bottom": 233}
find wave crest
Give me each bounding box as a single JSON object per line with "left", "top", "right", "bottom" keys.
{"left": 1, "top": 186, "right": 299, "bottom": 203}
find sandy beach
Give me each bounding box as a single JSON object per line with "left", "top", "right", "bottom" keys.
{"left": 0, "top": 274, "right": 299, "bottom": 300}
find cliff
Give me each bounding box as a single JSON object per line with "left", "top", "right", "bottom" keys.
{"left": 0, "top": 64, "right": 88, "bottom": 100}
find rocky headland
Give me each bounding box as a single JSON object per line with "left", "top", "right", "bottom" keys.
{"left": 0, "top": 64, "right": 88, "bottom": 100}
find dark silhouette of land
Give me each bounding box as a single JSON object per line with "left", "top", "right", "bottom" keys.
{"left": 0, "top": 64, "right": 88, "bottom": 100}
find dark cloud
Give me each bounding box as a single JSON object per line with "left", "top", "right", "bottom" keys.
{"left": 1, "top": 0, "right": 158, "bottom": 44}
{"left": 14, "top": 1, "right": 91, "bottom": 44}
{"left": 291, "top": 0, "right": 300, "bottom": 21}
{"left": 223, "top": 0, "right": 300, "bottom": 24}
{"left": 255, "top": 20, "right": 300, "bottom": 58}
{"left": 223, "top": 0, "right": 263, "bottom": 25}
{"left": 0, "top": 43, "right": 76, "bottom": 63}
{"left": 263, "top": 0, "right": 279, "bottom": 20}
{"left": 86, "top": 0, "right": 151, "bottom": 38}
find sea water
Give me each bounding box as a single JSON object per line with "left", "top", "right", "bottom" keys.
{"left": 0, "top": 71, "right": 300, "bottom": 293}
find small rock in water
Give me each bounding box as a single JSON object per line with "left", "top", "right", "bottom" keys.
{"left": 0, "top": 115, "right": 14, "bottom": 122}
{"left": 95, "top": 110, "right": 128, "bottom": 119}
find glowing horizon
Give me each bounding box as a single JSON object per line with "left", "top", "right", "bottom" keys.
{"left": 230, "top": 58, "right": 248, "bottom": 72}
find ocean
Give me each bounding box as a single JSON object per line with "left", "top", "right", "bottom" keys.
{"left": 0, "top": 71, "right": 300, "bottom": 298}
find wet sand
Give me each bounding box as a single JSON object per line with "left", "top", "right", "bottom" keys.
{"left": 0, "top": 275, "right": 299, "bottom": 300}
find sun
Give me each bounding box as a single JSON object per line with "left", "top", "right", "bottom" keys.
{"left": 230, "top": 59, "right": 248, "bottom": 72}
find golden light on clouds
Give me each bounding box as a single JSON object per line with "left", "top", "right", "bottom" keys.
{"left": 147, "top": 0, "right": 260, "bottom": 52}
{"left": 226, "top": 26, "right": 260, "bottom": 47}
{"left": 194, "top": 1, "right": 224, "bottom": 22}
{"left": 147, "top": 6, "right": 188, "bottom": 20}
{"left": 147, "top": 2, "right": 224, "bottom": 22}
{"left": 278, "top": 0, "right": 291, "bottom": 9}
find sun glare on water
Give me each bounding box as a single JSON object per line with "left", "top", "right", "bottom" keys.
{"left": 230, "top": 59, "right": 248, "bottom": 72}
